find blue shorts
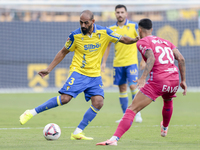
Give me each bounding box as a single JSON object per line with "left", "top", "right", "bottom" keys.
{"left": 113, "top": 64, "right": 138, "bottom": 86}
{"left": 58, "top": 71, "right": 104, "bottom": 101}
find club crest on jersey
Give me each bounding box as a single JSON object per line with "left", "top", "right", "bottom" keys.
{"left": 81, "top": 37, "right": 84, "bottom": 41}
{"left": 97, "top": 33, "right": 101, "bottom": 39}
{"left": 127, "top": 26, "right": 130, "bottom": 30}
{"left": 130, "top": 69, "right": 138, "bottom": 75}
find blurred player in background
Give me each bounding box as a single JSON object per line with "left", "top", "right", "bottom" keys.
{"left": 19, "top": 10, "right": 139, "bottom": 140}
{"left": 101, "top": 4, "right": 144, "bottom": 123}
{"left": 97, "top": 18, "right": 187, "bottom": 146}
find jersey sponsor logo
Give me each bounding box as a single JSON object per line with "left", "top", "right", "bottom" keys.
{"left": 162, "top": 85, "right": 179, "bottom": 93}
{"left": 84, "top": 42, "right": 101, "bottom": 52}
{"left": 164, "top": 67, "right": 178, "bottom": 73}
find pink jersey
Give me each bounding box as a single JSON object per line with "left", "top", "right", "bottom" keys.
{"left": 137, "top": 36, "right": 179, "bottom": 81}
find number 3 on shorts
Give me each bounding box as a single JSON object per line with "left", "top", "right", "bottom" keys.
{"left": 68, "top": 77, "right": 75, "bottom": 85}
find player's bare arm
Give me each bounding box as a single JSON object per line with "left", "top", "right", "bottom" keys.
{"left": 101, "top": 42, "right": 112, "bottom": 72}
{"left": 173, "top": 48, "right": 187, "bottom": 95}
{"left": 38, "top": 47, "right": 70, "bottom": 78}
{"left": 119, "top": 36, "right": 140, "bottom": 44}
{"left": 136, "top": 50, "right": 155, "bottom": 89}
{"left": 140, "top": 58, "right": 146, "bottom": 70}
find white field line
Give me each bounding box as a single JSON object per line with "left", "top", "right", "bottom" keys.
{"left": 0, "top": 124, "right": 198, "bottom": 130}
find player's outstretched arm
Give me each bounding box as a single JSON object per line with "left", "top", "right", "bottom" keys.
{"left": 173, "top": 48, "right": 187, "bottom": 95}
{"left": 119, "top": 36, "right": 140, "bottom": 44}
{"left": 136, "top": 50, "right": 155, "bottom": 89}
{"left": 101, "top": 42, "right": 112, "bottom": 72}
{"left": 38, "top": 47, "right": 70, "bottom": 78}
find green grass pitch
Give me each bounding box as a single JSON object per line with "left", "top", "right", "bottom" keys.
{"left": 0, "top": 92, "right": 200, "bottom": 150}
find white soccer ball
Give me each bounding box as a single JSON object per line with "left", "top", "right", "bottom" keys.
{"left": 43, "top": 123, "right": 61, "bottom": 140}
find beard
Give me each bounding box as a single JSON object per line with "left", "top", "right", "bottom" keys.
{"left": 81, "top": 23, "right": 93, "bottom": 35}
{"left": 117, "top": 17, "right": 124, "bottom": 23}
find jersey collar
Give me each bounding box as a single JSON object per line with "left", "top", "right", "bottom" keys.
{"left": 116, "top": 19, "right": 129, "bottom": 26}
{"left": 93, "top": 24, "right": 97, "bottom": 33}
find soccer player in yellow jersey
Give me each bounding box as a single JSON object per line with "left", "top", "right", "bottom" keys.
{"left": 101, "top": 5, "right": 145, "bottom": 123}
{"left": 19, "top": 10, "right": 139, "bottom": 140}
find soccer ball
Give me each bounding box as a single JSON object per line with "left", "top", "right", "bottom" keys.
{"left": 43, "top": 123, "right": 61, "bottom": 140}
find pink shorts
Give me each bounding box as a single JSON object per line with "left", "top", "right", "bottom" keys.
{"left": 140, "top": 80, "right": 179, "bottom": 101}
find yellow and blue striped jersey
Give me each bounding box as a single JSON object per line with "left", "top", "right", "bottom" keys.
{"left": 65, "top": 24, "right": 121, "bottom": 77}
{"left": 109, "top": 19, "right": 138, "bottom": 67}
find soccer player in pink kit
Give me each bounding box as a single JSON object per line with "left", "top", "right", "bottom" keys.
{"left": 96, "top": 18, "right": 187, "bottom": 146}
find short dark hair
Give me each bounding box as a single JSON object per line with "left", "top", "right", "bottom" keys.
{"left": 139, "top": 18, "right": 152, "bottom": 30}
{"left": 115, "top": 4, "right": 127, "bottom": 11}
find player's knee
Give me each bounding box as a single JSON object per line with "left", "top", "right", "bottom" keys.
{"left": 95, "top": 100, "right": 104, "bottom": 110}
{"left": 60, "top": 94, "right": 72, "bottom": 105}
{"left": 130, "top": 84, "right": 137, "bottom": 90}
{"left": 91, "top": 96, "right": 104, "bottom": 110}
{"left": 119, "top": 84, "right": 127, "bottom": 92}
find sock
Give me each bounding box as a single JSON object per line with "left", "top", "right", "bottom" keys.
{"left": 119, "top": 92, "right": 128, "bottom": 114}
{"left": 73, "top": 127, "right": 83, "bottom": 135}
{"left": 113, "top": 109, "right": 136, "bottom": 139}
{"left": 30, "top": 109, "right": 37, "bottom": 116}
{"left": 162, "top": 99, "right": 173, "bottom": 127}
{"left": 110, "top": 136, "right": 119, "bottom": 141}
{"left": 35, "top": 96, "right": 63, "bottom": 114}
{"left": 77, "top": 105, "right": 99, "bottom": 130}
{"left": 131, "top": 89, "right": 138, "bottom": 100}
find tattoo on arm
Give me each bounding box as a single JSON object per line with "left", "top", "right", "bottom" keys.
{"left": 173, "top": 49, "right": 186, "bottom": 81}
{"left": 173, "top": 49, "right": 180, "bottom": 60}
{"left": 141, "top": 50, "right": 155, "bottom": 79}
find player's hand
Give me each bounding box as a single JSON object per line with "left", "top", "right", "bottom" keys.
{"left": 135, "top": 36, "right": 140, "bottom": 42}
{"left": 134, "top": 78, "right": 146, "bottom": 89}
{"left": 101, "top": 63, "right": 106, "bottom": 72}
{"left": 38, "top": 68, "right": 50, "bottom": 78}
{"left": 180, "top": 81, "right": 187, "bottom": 95}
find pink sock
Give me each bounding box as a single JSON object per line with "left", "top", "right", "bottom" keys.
{"left": 162, "top": 100, "right": 173, "bottom": 127}
{"left": 113, "top": 109, "right": 136, "bottom": 138}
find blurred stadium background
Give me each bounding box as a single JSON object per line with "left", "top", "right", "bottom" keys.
{"left": 0, "top": 0, "right": 200, "bottom": 93}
